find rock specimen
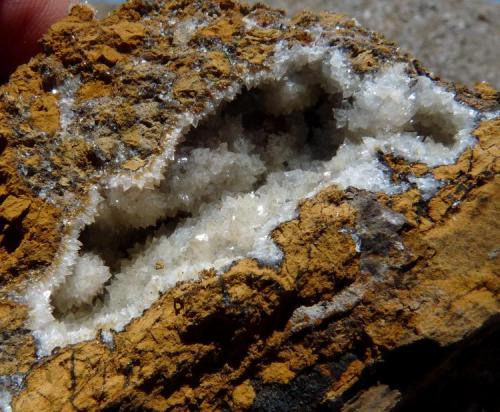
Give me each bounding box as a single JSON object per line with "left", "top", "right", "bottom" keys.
{"left": 0, "top": 0, "right": 498, "bottom": 410}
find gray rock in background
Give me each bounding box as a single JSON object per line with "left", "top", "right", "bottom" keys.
{"left": 246, "top": 0, "right": 500, "bottom": 88}
{"left": 92, "top": 0, "right": 499, "bottom": 88}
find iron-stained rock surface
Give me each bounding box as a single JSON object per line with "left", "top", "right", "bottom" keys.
{"left": 0, "top": 1, "right": 499, "bottom": 411}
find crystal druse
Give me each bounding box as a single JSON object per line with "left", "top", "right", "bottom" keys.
{"left": 0, "top": 1, "right": 498, "bottom": 411}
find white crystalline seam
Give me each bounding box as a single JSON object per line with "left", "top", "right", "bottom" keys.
{"left": 100, "top": 330, "right": 114, "bottom": 349}
{"left": 347, "top": 64, "right": 416, "bottom": 133}
{"left": 24, "top": 187, "right": 101, "bottom": 333}
{"left": 242, "top": 16, "right": 263, "bottom": 30}
{"left": 0, "top": 374, "right": 22, "bottom": 412}
{"left": 51, "top": 253, "right": 111, "bottom": 311}
{"left": 57, "top": 76, "right": 81, "bottom": 132}
{"left": 290, "top": 282, "right": 367, "bottom": 333}
{"left": 173, "top": 18, "right": 205, "bottom": 46}
{"left": 321, "top": 49, "right": 360, "bottom": 96}
{"left": 409, "top": 174, "right": 444, "bottom": 201}
{"left": 0, "top": 389, "right": 11, "bottom": 412}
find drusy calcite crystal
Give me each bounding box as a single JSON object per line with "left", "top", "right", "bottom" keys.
{"left": 0, "top": 1, "right": 498, "bottom": 411}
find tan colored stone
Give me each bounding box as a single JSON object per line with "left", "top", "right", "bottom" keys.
{"left": 77, "top": 80, "right": 113, "bottom": 101}
{"left": 0, "top": 195, "right": 31, "bottom": 221}
{"left": 122, "top": 157, "right": 145, "bottom": 171}
{"left": 260, "top": 362, "right": 296, "bottom": 384}
{"left": 0, "top": 1, "right": 497, "bottom": 411}
{"left": 30, "top": 94, "right": 60, "bottom": 135}
{"left": 232, "top": 380, "right": 256, "bottom": 409}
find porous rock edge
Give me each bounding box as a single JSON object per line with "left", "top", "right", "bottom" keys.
{"left": 0, "top": 0, "right": 498, "bottom": 410}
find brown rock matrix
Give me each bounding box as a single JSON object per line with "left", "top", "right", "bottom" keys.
{"left": 0, "top": 1, "right": 498, "bottom": 411}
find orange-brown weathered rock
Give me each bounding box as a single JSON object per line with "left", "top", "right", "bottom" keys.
{"left": 0, "top": 1, "right": 498, "bottom": 411}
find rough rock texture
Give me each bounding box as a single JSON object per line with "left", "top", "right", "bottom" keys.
{"left": 95, "top": 0, "right": 500, "bottom": 88}
{"left": 0, "top": 1, "right": 499, "bottom": 411}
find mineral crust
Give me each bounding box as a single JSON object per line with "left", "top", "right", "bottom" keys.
{"left": 0, "top": 1, "right": 499, "bottom": 411}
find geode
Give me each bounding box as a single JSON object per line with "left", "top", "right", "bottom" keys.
{"left": 0, "top": 1, "right": 498, "bottom": 411}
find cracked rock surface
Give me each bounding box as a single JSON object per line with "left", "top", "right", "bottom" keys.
{"left": 0, "top": 1, "right": 499, "bottom": 411}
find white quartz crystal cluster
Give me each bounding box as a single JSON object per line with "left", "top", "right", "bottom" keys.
{"left": 25, "top": 43, "right": 478, "bottom": 356}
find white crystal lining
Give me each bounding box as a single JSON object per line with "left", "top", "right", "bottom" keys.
{"left": 24, "top": 42, "right": 478, "bottom": 356}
